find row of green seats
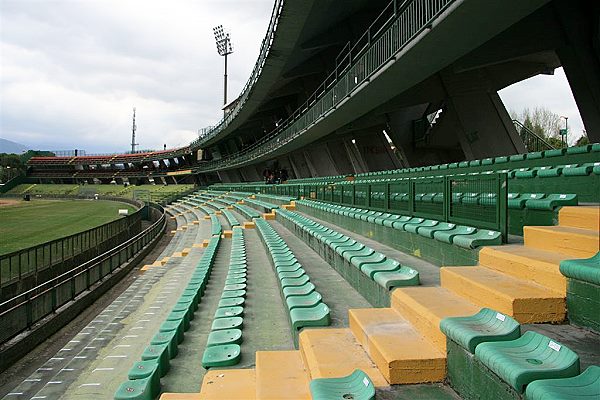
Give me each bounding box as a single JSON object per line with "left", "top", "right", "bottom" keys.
{"left": 244, "top": 197, "right": 279, "bottom": 213}
{"left": 254, "top": 218, "right": 331, "bottom": 343}
{"left": 355, "top": 143, "right": 600, "bottom": 178}
{"left": 276, "top": 208, "right": 419, "bottom": 290}
{"left": 255, "top": 193, "right": 297, "bottom": 203}
{"left": 202, "top": 228, "right": 246, "bottom": 368}
{"left": 296, "top": 200, "right": 502, "bottom": 249}
{"left": 233, "top": 203, "right": 262, "bottom": 219}
{"left": 440, "top": 307, "right": 597, "bottom": 399}
{"left": 188, "top": 195, "right": 241, "bottom": 228}
{"left": 510, "top": 162, "right": 600, "bottom": 178}
{"left": 114, "top": 236, "right": 221, "bottom": 400}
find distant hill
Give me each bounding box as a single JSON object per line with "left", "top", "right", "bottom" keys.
{"left": 0, "top": 138, "right": 29, "bottom": 154}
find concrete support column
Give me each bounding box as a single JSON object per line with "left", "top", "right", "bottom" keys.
{"left": 555, "top": 0, "right": 600, "bottom": 142}
{"left": 440, "top": 71, "right": 525, "bottom": 159}
{"left": 354, "top": 129, "right": 402, "bottom": 172}
{"left": 303, "top": 145, "right": 339, "bottom": 177}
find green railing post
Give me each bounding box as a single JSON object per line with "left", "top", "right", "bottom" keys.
{"left": 443, "top": 176, "right": 450, "bottom": 222}
{"left": 498, "top": 172, "right": 508, "bottom": 242}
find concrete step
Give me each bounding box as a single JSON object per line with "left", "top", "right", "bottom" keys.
{"left": 298, "top": 328, "right": 389, "bottom": 388}
{"left": 255, "top": 351, "right": 311, "bottom": 400}
{"left": 524, "top": 225, "right": 599, "bottom": 258}
{"left": 440, "top": 266, "right": 565, "bottom": 323}
{"left": 348, "top": 308, "right": 446, "bottom": 384}
{"left": 558, "top": 206, "right": 600, "bottom": 231}
{"left": 391, "top": 287, "right": 479, "bottom": 352}
{"left": 478, "top": 245, "right": 567, "bottom": 295}
{"left": 198, "top": 369, "right": 256, "bottom": 399}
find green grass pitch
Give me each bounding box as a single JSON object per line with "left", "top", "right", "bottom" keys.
{"left": 0, "top": 199, "right": 137, "bottom": 255}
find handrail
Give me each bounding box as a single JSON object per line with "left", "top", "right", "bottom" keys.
{"left": 193, "top": 0, "right": 456, "bottom": 172}
{"left": 513, "top": 119, "right": 556, "bottom": 152}
{"left": 0, "top": 202, "right": 166, "bottom": 344}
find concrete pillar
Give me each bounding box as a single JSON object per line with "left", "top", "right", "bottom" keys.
{"left": 354, "top": 129, "right": 402, "bottom": 172}
{"left": 288, "top": 152, "right": 313, "bottom": 179}
{"left": 326, "top": 140, "right": 356, "bottom": 175}
{"left": 440, "top": 70, "right": 526, "bottom": 159}
{"left": 303, "top": 145, "right": 339, "bottom": 177}
{"left": 555, "top": 0, "right": 600, "bottom": 142}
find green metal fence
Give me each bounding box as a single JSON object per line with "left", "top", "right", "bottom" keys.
{"left": 0, "top": 197, "right": 144, "bottom": 290}
{"left": 0, "top": 202, "right": 166, "bottom": 344}
{"left": 214, "top": 172, "right": 508, "bottom": 238}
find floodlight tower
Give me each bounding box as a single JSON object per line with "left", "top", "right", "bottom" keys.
{"left": 131, "top": 107, "right": 138, "bottom": 153}
{"left": 213, "top": 25, "right": 234, "bottom": 113}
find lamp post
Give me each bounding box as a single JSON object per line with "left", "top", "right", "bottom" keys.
{"left": 213, "top": 25, "right": 234, "bottom": 115}
{"left": 560, "top": 116, "right": 568, "bottom": 148}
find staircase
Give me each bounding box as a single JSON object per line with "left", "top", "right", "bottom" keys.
{"left": 166, "top": 206, "right": 599, "bottom": 398}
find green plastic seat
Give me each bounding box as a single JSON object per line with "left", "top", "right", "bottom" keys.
{"left": 141, "top": 343, "right": 170, "bottom": 376}
{"left": 114, "top": 376, "right": 157, "bottom": 400}
{"left": 201, "top": 344, "right": 241, "bottom": 368}
{"left": 276, "top": 263, "right": 303, "bottom": 273}
{"left": 309, "top": 369, "right": 375, "bottom": 400}
{"left": 281, "top": 275, "right": 310, "bottom": 288}
{"left": 221, "top": 289, "right": 246, "bottom": 298}
{"left": 440, "top": 308, "right": 520, "bottom": 353}
{"left": 525, "top": 365, "right": 600, "bottom": 400}
{"left": 559, "top": 252, "right": 600, "bottom": 285}
{"left": 151, "top": 330, "right": 178, "bottom": 359}
{"left": 405, "top": 219, "right": 438, "bottom": 234}
{"left": 219, "top": 297, "right": 246, "bottom": 308}
{"left": 452, "top": 230, "right": 502, "bottom": 249}
{"left": 392, "top": 217, "right": 425, "bottom": 231}
{"left": 206, "top": 329, "right": 243, "bottom": 347}
{"left": 279, "top": 269, "right": 306, "bottom": 280}
{"left": 475, "top": 331, "right": 580, "bottom": 393}
{"left": 286, "top": 291, "right": 323, "bottom": 310}
{"left": 508, "top": 193, "right": 545, "bottom": 209}
{"left": 537, "top": 167, "right": 563, "bottom": 178}
{"left": 342, "top": 246, "right": 374, "bottom": 263}
{"left": 290, "top": 303, "right": 331, "bottom": 331}
{"left": 417, "top": 222, "right": 457, "bottom": 238}
{"left": 350, "top": 252, "right": 386, "bottom": 270}
{"left": 526, "top": 194, "right": 578, "bottom": 210}
{"left": 214, "top": 306, "right": 244, "bottom": 319}
{"left": 566, "top": 144, "right": 591, "bottom": 154}
{"left": 223, "top": 283, "right": 246, "bottom": 291}
{"left": 373, "top": 267, "right": 420, "bottom": 289}
{"left": 159, "top": 320, "right": 185, "bottom": 344}
{"left": 433, "top": 226, "right": 477, "bottom": 244}
{"left": 211, "top": 316, "right": 243, "bottom": 331}
{"left": 381, "top": 215, "right": 408, "bottom": 228}
{"left": 225, "top": 277, "right": 247, "bottom": 285}
{"left": 283, "top": 282, "right": 316, "bottom": 298}
{"left": 167, "top": 310, "right": 190, "bottom": 331}
{"left": 359, "top": 259, "right": 400, "bottom": 278}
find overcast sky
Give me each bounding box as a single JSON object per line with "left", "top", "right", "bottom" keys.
{"left": 0, "top": 0, "right": 587, "bottom": 153}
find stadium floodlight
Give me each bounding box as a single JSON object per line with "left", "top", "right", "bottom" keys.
{"left": 213, "top": 25, "right": 234, "bottom": 112}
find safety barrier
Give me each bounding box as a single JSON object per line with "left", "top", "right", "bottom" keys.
{"left": 0, "top": 197, "right": 144, "bottom": 292}
{"left": 0, "top": 202, "right": 166, "bottom": 344}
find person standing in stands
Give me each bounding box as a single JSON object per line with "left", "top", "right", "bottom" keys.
{"left": 280, "top": 167, "right": 288, "bottom": 183}
{"left": 262, "top": 167, "right": 271, "bottom": 183}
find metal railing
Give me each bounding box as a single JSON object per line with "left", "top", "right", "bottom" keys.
{"left": 193, "top": 0, "right": 456, "bottom": 172}
{"left": 513, "top": 120, "right": 555, "bottom": 152}
{"left": 0, "top": 197, "right": 144, "bottom": 290}
{"left": 0, "top": 202, "right": 166, "bottom": 344}
{"left": 215, "top": 172, "right": 508, "bottom": 238}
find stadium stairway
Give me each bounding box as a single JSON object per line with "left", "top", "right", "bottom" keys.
{"left": 159, "top": 198, "right": 598, "bottom": 399}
